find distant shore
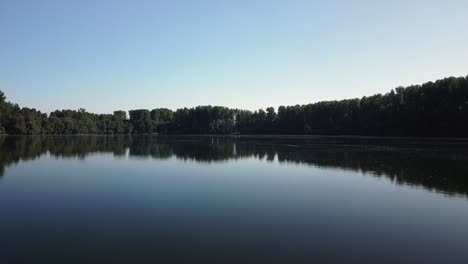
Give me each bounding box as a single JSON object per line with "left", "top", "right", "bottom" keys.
{"left": 1, "top": 75, "right": 468, "bottom": 137}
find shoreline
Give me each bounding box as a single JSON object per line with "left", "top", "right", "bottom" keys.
{"left": 2, "top": 133, "right": 468, "bottom": 141}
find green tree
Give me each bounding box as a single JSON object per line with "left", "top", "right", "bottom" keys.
{"left": 129, "top": 110, "right": 154, "bottom": 133}
{"left": 0, "top": 76, "right": 468, "bottom": 136}
{"left": 151, "top": 108, "right": 173, "bottom": 133}
{"left": 113, "top": 111, "right": 127, "bottom": 134}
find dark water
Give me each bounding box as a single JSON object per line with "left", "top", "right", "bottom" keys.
{"left": 1, "top": 135, "right": 468, "bottom": 263}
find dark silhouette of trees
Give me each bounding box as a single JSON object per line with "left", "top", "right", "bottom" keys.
{"left": 0, "top": 75, "right": 467, "bottom": 136}
{"left": 0, "top": 91, "right": 4, "bottom": 133}
{"left": 129, "top": 109, "right": 154, "bottom": 134}
{"left": 113, "top": 111, "right": 132, "bottom": 134}
{"left": 171, "top": 106, "right": 235, "bottom": 134}
{"left": 151, "top": 108, "right": 174, "bottom": 133}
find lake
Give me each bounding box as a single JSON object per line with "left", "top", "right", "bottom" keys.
{"left": 1, "top": 135, "right": 468, "bottom": 263}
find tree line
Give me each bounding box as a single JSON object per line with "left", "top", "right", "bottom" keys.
{"left": 1, "top": 75, "right": 468, "bottom": 136}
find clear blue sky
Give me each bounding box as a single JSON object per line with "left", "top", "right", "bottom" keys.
{"left": 1, "top": 0, "right": 467, "bottom": 114}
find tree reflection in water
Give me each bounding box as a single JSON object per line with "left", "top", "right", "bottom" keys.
{"left": 1, "top": 135, "right": 468, "bottom": 197}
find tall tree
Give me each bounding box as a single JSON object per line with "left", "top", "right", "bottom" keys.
{"left": 129, "top": 110, "right": 154, "bottom": 134}
{"left": 0, "top": 90, "right": 5, "bottom": 103}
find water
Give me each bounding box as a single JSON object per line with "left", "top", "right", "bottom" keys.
{"left": 1, "top": 135, "right": 468, "bottom": 263}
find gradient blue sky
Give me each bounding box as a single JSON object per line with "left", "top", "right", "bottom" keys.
{"left": 1, "top": 0, "right": 467, "bottom": 114}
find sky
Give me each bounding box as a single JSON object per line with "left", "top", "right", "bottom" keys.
{"left": 1, "top": 0, "right": 467, "bottom": 114}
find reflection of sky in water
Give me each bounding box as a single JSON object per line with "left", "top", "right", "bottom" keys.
{"left": 1, "top": 135, "right": 468, "bottom": 197}
{"left": 1, "top": 136, "right": 468, "bottom": 263}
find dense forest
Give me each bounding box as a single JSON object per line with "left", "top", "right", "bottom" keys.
{"left": 1, "top": 75, "right": 467, "bottom": 137}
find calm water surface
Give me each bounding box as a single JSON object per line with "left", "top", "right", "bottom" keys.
{"left": 1, "top": 135, "right": 468, "bottom": 263}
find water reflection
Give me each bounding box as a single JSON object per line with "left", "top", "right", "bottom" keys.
{"left": 1, "top": 135, "right": 468, "bottom": 197}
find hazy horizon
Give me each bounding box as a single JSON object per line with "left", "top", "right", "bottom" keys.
{"left": 1, "top": 0, "right": 468, "bottom": 114}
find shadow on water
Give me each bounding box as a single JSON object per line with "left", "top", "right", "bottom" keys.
{"left": 1, "top": 135, "right": 468, "bottom": 197}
